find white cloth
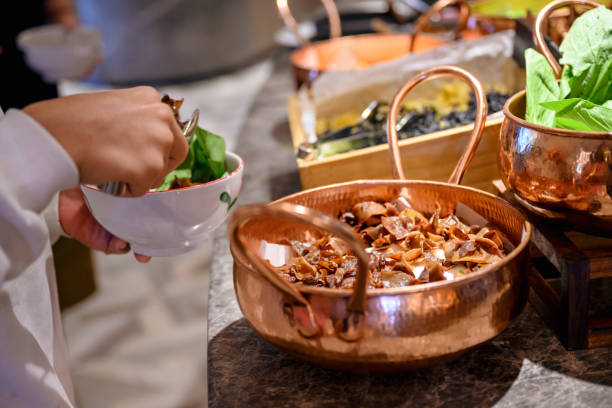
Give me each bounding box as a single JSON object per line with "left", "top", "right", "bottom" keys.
{"left": 0, "top": 108, "right": 79, "bottom": 407}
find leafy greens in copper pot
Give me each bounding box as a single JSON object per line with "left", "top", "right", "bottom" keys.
{"left": 525, "top": 6, "right": 612, "bottom": 132}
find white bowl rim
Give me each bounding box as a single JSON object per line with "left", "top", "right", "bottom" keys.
{"left": 17, "top": 24, "right": 102, "bottom": 48}
{"left": 82, "top": 151, "right": 244, "bottom": 195}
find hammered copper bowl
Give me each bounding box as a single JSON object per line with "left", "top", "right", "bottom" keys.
{"left": 499, "top": 91, "right": 612, "bottom": 231}
{"left": 229, "top": 66, "right": 531, "bottom": 372}
{"left": 279, "top": 0, "right": 480, "bottom": 88}
{"left": 498, "top": 0, "right": 612, "bottom": 233}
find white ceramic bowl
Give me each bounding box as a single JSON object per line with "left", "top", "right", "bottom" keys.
{"left": 81, "top": 152, "right": 244, "bottom": 257}
{"left": 17, "top": 24, "right": 102, "bottom": 82}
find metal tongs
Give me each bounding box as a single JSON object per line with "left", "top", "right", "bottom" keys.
{"left": 297, "top": 100, "right": 420, "bottom": 160}
{"left": 99, "top": 105, "right": 200, "bottom": 196}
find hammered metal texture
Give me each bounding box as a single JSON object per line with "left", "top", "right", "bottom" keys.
{"left": 499, "top": 91, "right": 612, "bottom": 232}
{"left": 230, "top": 180, "right": 531, "bottom": 372}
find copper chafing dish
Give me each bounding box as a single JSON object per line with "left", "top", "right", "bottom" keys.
{"left": 278, "top": 0, "right": 485, "bottom": 88}
{"left": 498, "top": 0, "right": 612, "bottom": 233}
{"left": 229, "top": 66, "right": 531, "bottom": 372}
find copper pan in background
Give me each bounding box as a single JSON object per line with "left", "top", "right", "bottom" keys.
{"left": 498, "top": 0, "right": 612, "bottom": 234}
{"left": 278, "top": 0, "right": 485, "bottom": 88}
{"left": 229, "top": 66, "right": 531, "bottom": 372}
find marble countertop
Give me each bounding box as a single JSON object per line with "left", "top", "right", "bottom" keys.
{"left": 207, "top": 53, "right": 612, "bottom": 408}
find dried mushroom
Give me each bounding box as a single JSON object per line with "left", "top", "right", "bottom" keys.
{"left": 277, "top": 192, "right": 508, "bottom": 289}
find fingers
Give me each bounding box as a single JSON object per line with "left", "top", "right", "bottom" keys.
{"left": 134, "top": 253, "right": 151, "bottom": 263}
{"left": 34, "top": 85, "right": 190, "bottom": 193}
{"left": 125, "top": 98, "right": 187, "bottom": 194}
{"left": 127, "top": 182, "right": 152, "bottom": 197}
{"left": 58, "top": 188, "right": 130, "bottom": 254}
{"left": 166, "top": 114, "right": 189, "bottom": 172}
{"left": 106, "top": 236, "right": 130, "bottom": 254}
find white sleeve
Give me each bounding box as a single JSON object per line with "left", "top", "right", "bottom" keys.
{"left": 0, "top": 109, "right": 79, "bottom": 213}
{"left": 0, "top": 107, "right": 78, "bottom": 281}
{"left": 42, "top": 192, "right": 68, "bottom": 245}
{"left": 0, "top": 108, "right": 78, "bottom": 406}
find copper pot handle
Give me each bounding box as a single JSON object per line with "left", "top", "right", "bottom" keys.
{"left": 229, "top": 202, "right": 370, "bottom": 342}
{"left": 276, "top": 0, "right": 342, "bottom": 48}
{"left": 387, "top": 65, "right": 487, "bottom": 184}
{"left": 409, "top": 0, "right": 470, "bottom": 53}
{"left": 533, "top": 0, "right": 601, "bottom": 79}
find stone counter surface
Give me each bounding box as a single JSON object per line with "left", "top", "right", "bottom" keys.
{"left": 208, "top": 54, "right": 612, "bottom": 408}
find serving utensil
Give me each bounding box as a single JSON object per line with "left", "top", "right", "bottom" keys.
{"left": 229, "top": 65, "right": 531, "bottom": 372}
{"left": 99, "top": 108, "right": 200, "bottom": 196}
{"left": 497, "top": 0, "right": 612, "bottom": 233}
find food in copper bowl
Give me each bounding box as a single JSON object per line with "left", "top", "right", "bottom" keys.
{"left": 278, "top": 0, "right": 483, "bottom": 88}
{"left": 498, "top": 0, "right": 612, "bottom": 232}
{"left": 523, "top": 5, "right": 612, "bottom": 132}
{"left": 229, "top": 66, "right": 531, "bottom": 372}
{"left": 276, "top": 191, "right": 508, "bottom": 289}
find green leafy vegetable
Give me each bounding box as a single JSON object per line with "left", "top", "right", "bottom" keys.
{"left": 558, "top": 6, "right": 612, "bottom": 104}
{"left": 524, "top": 6, "right": 612, "bottom": 132}
{"left": 155, "top": 126, "right": 226, "bottom": 191}
{"left": 525, "top": 48, "right": 559, "bottom": 127}
{"left": 540, "top": 98, "right": 612, "bottom": 132}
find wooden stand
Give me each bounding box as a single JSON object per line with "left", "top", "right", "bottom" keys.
{"left": 494, "top": 180, "right": 612, "bottom": 350}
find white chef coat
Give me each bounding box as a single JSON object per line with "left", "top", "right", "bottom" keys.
{"left": 0, "top": 108, "right": 79, "bottom": 407}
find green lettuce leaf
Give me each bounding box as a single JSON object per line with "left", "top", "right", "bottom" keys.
{"left": 155, "top": 125, "right": 226, "bottom": 190}
{"left": 157, "top": 168, "right": 193, "bottom": 191}
{"left": 524, "top": 48, "right": 560, "bottom": 127}
{"left": 558, "top": 6, "right": 612, "bottom": 104}
{"left": 195, "top": 127, "right": 226, "bottom": 179}
{"left": 540, "top": 98, "right": 612, "bottom": 132}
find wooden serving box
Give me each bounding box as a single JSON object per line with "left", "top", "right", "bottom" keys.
{"left": 288, "top": 93, "right": 502, "bottom": 193}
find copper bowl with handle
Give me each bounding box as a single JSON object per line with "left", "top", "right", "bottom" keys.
{"left": 498, "top": 0, "right": 612, "bottom": 233}
{"left": 278, "top": 0, "right": 483, "bottom": 88}
{"left": 228, "top": 66, "right": 531, "bottom": 372}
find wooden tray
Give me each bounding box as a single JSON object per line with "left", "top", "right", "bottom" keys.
{"left": 288, "top": 93, "right": 502, "bottom": 193}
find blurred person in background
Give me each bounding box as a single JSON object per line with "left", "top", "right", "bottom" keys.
{"left": 0, "top": 0, "right": 78, "bottom": 109}
{"left": 0, "top": 87, "right": 188, "bottom": 407}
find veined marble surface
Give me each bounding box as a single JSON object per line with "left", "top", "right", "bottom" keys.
{"left": 207, "top": 54, "right": 612, "bottom": 408}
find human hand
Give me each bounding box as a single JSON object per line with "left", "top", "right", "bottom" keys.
{"left": 58, "top": 187, "right": 151, "bottom": 263}
{"left": 46, "top": 0, "right": 79, "bottom": 29}
{"left": 45, "top": 0, "right": 104, "bottom": 76}
{"left": 23, "top": 87, "right": 188, "bottom": 196}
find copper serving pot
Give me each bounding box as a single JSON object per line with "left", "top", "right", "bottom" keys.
{"left": 278, "top": 0, "right": 483, "bottom": 88}
{"left": 229, "top": 66, "right": 531, "bottom": 372}
{"left": 498, "top": 0, "right": 612, "bottom": 233}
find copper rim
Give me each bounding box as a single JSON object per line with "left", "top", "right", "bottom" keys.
{"left": 503, "top": 90, "right": 612, "bottom": 139}
{"left": 282, "top": 0, "right": 472, "bottom": 81}
{"left": 231, "top": 65, "right": 530, "bottom": 297}
{"left": 288, "top": 32, "right": 427, "bottom": 71}
{"left": 263, "top": 179, "right": 532, "bottom": 297}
